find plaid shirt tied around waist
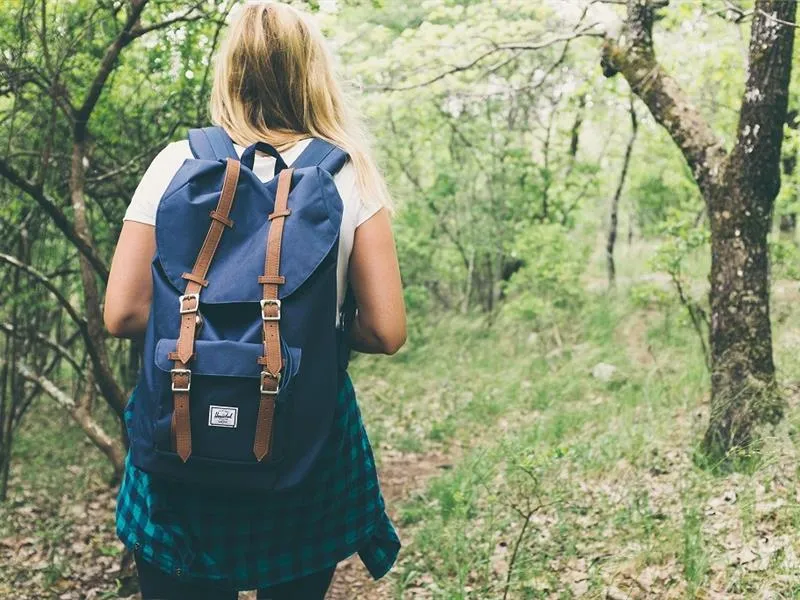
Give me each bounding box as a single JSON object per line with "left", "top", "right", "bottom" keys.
{"left": 115, "top": 373, "right": 399, "bottom": 590}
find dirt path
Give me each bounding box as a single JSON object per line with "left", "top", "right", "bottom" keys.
{"left": 323, "top": 448, "right": 455, "bottom": 600}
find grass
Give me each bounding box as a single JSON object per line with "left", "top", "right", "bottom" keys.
{"left": 362, "top": 268, "right": 800, "bottom": 598}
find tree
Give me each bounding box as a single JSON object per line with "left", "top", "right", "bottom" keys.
{"left": 336, "top": 0, "right": 606, "bottom": 315}
{"left": 606, "top": 96, "right": 638, "bottom": 288}
{"left": 0, "top": 0, "right": 230, "bottom": 486}
{"left": 601, "top": 0, "right": 797, "bottom": 460}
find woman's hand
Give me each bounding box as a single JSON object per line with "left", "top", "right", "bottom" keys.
{"left": 104, "top": 221, "right": 156, "bottom": 339}
{"left": 348, "top": 208, "right": 407, "bottom": 354}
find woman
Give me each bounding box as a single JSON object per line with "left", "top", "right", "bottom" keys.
{"left": 104, "top": 2, "right": 406, "bottom": 598}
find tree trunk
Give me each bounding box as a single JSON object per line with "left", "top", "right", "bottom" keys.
{"left": 705, "top": 178, "right": 779, "bottom": 455}
{"left": 70, "top": 137, "right": 127, "bottom": 418}
{"left": 703, "top": 0, "right": 796, "bottom": 456}
{"left": 779, "top": 110, "right": 798, "bottom": 239}
{"left": 602, "top": 0, "right": 797, "bottom": 461}
{"left": 779, "top": 213, "right": 796, "bottom": 237}
{"left": 606, "top": 98, "right": 638, "bottom": 288}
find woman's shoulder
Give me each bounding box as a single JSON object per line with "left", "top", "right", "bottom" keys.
{"left": 141, "top": 140, "right": 193, "bottom": 179}
{"left": 333, "top": 159, "right": 382, "bottom": 228}
{"left": 156, "top": 139, "right": 193, "bottom": 164}
{"left": 124, "top": 141, "right": 194, "bottom": 225}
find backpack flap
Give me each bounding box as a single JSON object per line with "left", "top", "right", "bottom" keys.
{"left": 155, "top": 165, "right": 343, "bottom": 303}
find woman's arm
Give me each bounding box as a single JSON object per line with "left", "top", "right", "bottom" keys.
{"left": 348, "top": 208, "right": 407, "bottom": 355}
{"left": 104, "top": 221, "right": 156, "bottom": 339}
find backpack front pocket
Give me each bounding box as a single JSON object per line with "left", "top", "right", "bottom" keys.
{"left": 152, "top": 338, "right": 301, "bottom": 463}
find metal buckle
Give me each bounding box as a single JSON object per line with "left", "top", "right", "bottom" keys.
{"left": 171, "top": 369, "right": 192, "bottom": 392}
{"left": 260, "top": 370, "right": 281, "bottom": 394}
{"left": 260, "top": 298, "right": 281, "bottom": 321}
{"left": 179, "top": 293, "right": 200, "bottom": 314}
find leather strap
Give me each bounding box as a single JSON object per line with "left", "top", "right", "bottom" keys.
{"left": 254, "top": 167, "right": 293, "bottom": 461}
{"left": 171, "top": 158, "right": 241, "bottom": 462}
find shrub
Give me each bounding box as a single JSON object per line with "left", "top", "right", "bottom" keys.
{"left": 502, "top": 224, "right": 588, "bottom": 328}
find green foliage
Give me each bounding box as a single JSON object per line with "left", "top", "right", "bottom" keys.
{"left": 629, "top": 282, "right": 673, "bottom": 311}
{"left": 629, "top": 159, "right": 702, "bottom": 236}
{"left": 771, "top": 238, "right": 800, "bottom": 281}
{"left": 503, "top": 224, "right": 588, "bottom": 327}
{"left": 776, "top": 126, "right": 800, "bottom": 221}
{"left": 632, "top": 174, "right": 693, "bottom": 235}
{"left": 650, "top": 209, "right": 710, "bottom": 279}
{"left": 681, "top": 504, "right": 709, "bottom": 593}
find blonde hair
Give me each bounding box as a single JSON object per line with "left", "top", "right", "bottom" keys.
{"left": 210, "top": 1, "right": 392, "bottom": 210}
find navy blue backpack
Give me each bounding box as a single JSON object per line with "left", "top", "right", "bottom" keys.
{"left": 129, "top": 126, "right": 353, "bottom": 491}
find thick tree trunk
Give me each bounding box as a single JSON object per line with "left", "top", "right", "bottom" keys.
{"left": 602, "top": 0, "right": 797, "bottom": 461}
{"left": 703, "top": 0, "right": 796, "bottom": 455}
{"left": 705, "top": 180, "right": 779, "bottom": 453}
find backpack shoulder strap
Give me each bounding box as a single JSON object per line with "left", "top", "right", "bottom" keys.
{"left": 291, "top": 138, "right": 349, "bottom": 175}
{"left": 188, "top": 126, "right": 239, "bottom": 161}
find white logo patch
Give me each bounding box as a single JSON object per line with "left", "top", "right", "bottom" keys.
{"left": 208, "top": 405, "right": 238, "bottom": 428}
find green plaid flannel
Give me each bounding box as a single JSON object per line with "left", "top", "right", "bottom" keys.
{"left": 116, "top": 373, "right": 399, "bottom": 590}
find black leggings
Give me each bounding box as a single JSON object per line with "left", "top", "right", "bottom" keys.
{"left": 134, "top": 552, "right": 336, "bottom": 600}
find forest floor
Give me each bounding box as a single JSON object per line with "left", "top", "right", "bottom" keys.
{"left": 6, "top": 241, "right": 800, "bottom": 598}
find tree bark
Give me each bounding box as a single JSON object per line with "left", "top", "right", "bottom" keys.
{"left": 70, "top": 138, "right": 127, "bottom": 419}
{"left": 704, "top": 0, "right": 796, "bottom": 455}
{"left": 602, "top": 0, "right": 797, "bottom": 460}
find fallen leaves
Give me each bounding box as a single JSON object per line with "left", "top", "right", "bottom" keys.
{"left": 0, "top": 480, "right": 125, "bottom": 600}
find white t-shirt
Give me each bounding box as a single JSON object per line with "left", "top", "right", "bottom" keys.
{"left": 124, "top": 138, "right": 382, "bottom": 315}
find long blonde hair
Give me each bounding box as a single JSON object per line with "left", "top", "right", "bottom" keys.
{"left": 210, "top": 1, "right": 392, "bottom": 210}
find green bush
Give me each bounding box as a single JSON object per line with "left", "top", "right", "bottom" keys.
{"left": 502, "top": 224, "right": 588, "bottom": 328}
{"left": 770, "top": 238, "right": 800, "bottom": 281}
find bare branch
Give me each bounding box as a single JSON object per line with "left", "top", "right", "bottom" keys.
{"left": 601, "top": 0, "right": 728, "bottom": 198}
{"left": 0, "top": 322, "right": 83, "bottom": 372}
{"left": 712, "top": 2, "right": 753, "bottom": 24}
{"left": 131, "top": 2, "right": 214, "bottom": 37}
{"left": 0, "top": 158, "right": 109, "bottom": 280}
{"left": 73, "top": 0, "right": 150, "bottom": 133}
{"left": 0, "top": 252, "right": 88, "bottom": 332}
{"left": 11, "top": 361, "right": 124, "bottom": 477}
{"left": 606, "top": 96, "right": 638, "bottom": 287}
{"left": 379, "top": 23, "right": 604, "bottom": 92}
{"left": 757, "top": 8, "right": 800, "bottom": 28}
{"left": 0, "top": 252, "right": 126, "bottom": 417}
{"left": 496, "top": 28, "right": 605, "bottom": 52}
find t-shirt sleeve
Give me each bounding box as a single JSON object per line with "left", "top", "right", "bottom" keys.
{"left": 124, "top": 141, "right": 190, "bottom": 226}
{"left": 335, "top": 160, "right": 382, "bottom": 227}
{"left": 355, "top": 190, "right": 383, "bottom": 226}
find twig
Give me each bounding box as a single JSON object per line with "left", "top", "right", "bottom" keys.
{"left": 671, "top": 272, "right": 711, "bottom": 371}
{"left": 379, "top": 24, "right": 604, "bottom": 92}
{"left": 502, "top": 507, "right": 533, "bottom": 600}
{"left": 758, "top": 8, "right": 800, "bottom": 28}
